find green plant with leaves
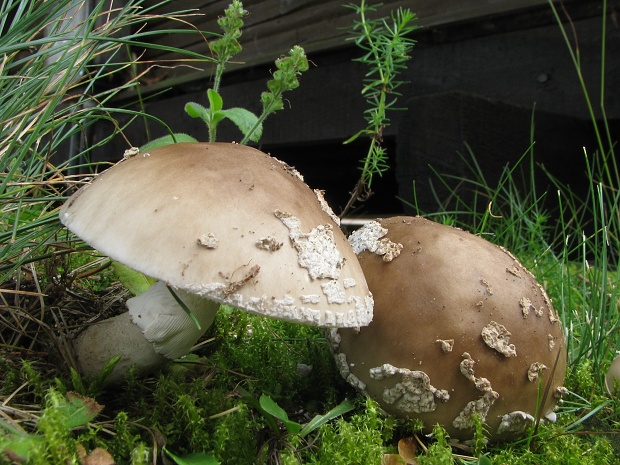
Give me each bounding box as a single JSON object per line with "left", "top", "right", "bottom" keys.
{"left": 183, "top": 45, "right": 309, "bottom": 145}
{"left": 210, "top": 0, "right": 246, "bottom": 94}
{"left": 180, "top": 0, "right": 309, "bottom": 144}
{"left": 237, "top": 388, "right": 355, "bottom": 462}
{"left": 242, "top": 388, "right": 354, "bottom": 438}
{"left": 341, "top": 0, "right": 419, "bottom": 216}
{"left": 163, "top": 446, "right": 220, "bottom": 465}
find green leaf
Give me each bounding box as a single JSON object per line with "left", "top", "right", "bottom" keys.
{"left": 111, "top": 261, "right": 156, "bottom": 296}
{"left": 343, "top": 128, "right": 372, "bottom": 144}
{"left": 260, "top": 91, "right": 284, "bottom": 112}
{"left": 140, "top": 134, "right": 198, "bottom": 152}
{"left": 163, "top": 446, "right": 220, "bottom": 465}
{"left": 207, "top": 88, "right": 223, "bottom": 113}
{"left": 298, "top": 399, "right": 354, "bottom": 438}
{"left": 259, "top": 395, "right": 302, "bottom": 435}
{"left": 0, "top": 421, "right": 43, "bottom": 462}
{"left": 237, "top": 387, "right": 280, "bottom": 435}
{"left": 60, "top": 392, "right": 103, "bottom": 428}
{"left": 184, "top": 101, "right": 211, "bottom": 121}
{"left": 221, "top": 107, "right": 262, "bottom": 142}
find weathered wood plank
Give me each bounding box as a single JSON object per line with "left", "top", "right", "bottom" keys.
{"left": 133, "top": 0, "right": 565, "bottom": 94}
{"left": 145, "top": 0, "right": 554, "bottom": 58}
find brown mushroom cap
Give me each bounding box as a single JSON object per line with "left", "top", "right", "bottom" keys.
{"left": 60, "top": 142, "right": 372, "bottom": 328}
{"left": 331, "top": 216, "right": 567, "bottom": 441}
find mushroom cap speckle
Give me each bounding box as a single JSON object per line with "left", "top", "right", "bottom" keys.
{"left": 60, "top": 142, "right": 373, "bottom": 328}
{"left": 332, "top": 216, "right": 567, "bottom": 440}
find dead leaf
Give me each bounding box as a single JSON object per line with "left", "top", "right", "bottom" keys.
{"left": 78, "top": 446, "right": 116, "bottom": 465}
{"left": 397, "top": 436, "right": 419, "bottom": 464}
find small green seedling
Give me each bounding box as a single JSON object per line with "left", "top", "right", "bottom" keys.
{"left": 181, "top": 1, "right": 309, "bottom": 144}
{"left": 163, "top": 446, "right": 220, "bottom": 465}
{"left": 341, "top": 0, "right": 419, "bottom": 215}
{"left": 238, "top": 387, "right": 354, "bottom": 438}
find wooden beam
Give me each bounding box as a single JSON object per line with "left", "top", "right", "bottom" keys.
{"left": 128, "top": 0, "right": 578, "bottom": 97}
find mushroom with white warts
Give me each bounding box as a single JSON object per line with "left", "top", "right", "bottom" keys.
{"left": 60, "top": 142, "right": 373, "bottom": 382}
{"left": 330, "top": 216, "right": 567, "bottom": 441}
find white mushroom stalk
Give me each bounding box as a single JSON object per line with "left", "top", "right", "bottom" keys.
{"left": 606, "top": 355, "right": 620, "bottom": 396}
{"left": 75, "top": 281, "right": 219, "bottom": 382}
{"left": 60, "top": 142, "right": 373, "bottom": 381}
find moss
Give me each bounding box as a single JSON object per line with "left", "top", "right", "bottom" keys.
{"left": 0, "top": 356, "right": 21, "bottom": 396}
{"left": 416, "top": 425, "right": 453, "bottom": 465}
{"left": 104, "top": 411, "right": 147, "bottom": 462}
{"left": 3, "top": 297, "right": 617, "bottom": 465}
{"left": 304, "top": 398, "right": 394, "bottom": 465}
{"left": 209, "top": 404, "right": 259, "bottom": 463}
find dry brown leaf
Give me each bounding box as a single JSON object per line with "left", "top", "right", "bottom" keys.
{"left": 77, "top": 444, "right": 116, "bottom": 465}
{"left": 397, "top": 436, "right": 419, "bottom": 464}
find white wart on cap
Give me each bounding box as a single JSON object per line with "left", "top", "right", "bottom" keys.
{"left": 60, "top": 142, "right": 373, "bottom": 328}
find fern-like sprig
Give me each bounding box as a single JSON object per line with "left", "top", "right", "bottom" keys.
{"left": 342, "top": 0, "right": 419, "bottom": 216}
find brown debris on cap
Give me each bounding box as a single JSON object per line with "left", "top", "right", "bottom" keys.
{"left": 60, "top": 142, "right": 373, "bottom": 328}
{"left": 330, "top": 216, "right": 567, "bottom": 441}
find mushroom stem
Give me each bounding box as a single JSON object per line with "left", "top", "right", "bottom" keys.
{"left": 74, "top": 281, "right": 219, "bottom": 382}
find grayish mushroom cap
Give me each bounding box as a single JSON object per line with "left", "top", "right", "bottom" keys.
{"left": 60, "top": 142, "right": 373, "bottom": 328}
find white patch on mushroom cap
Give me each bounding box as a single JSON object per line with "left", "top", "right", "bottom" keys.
{"left": 481, "top": 321, "right": 517, "bottom": 357}
{"left": 313, "top": 189, "right": 341, "bottom": 226}
{"left": 506, "top": 266, "right": 522, "bottom": 277}
{"left": 334, "top": 353, "right": 367, "bottom": 391}
{"left": 454, "top": 353, "right": 500, "bottom": 430}
{"left": 123, "top": 147, "right": 140, "bottom": 158}
{"left": 255, "top": 236, "right": 283, "bottom": 251}
{"left": 300, "top": 294, "right": 321, "bottom": 304}
{"left": 436, "top": 339, "right": 455, "bottom": 353}
{"left": 528, "top": 362, "right": 548, "bottom": 382}
{"left": 348, "top": 221, "right": 403, "bottom": 262}
{"left": 546, "top": 288, "right": 559, "bottom": 323}
{"left": 480, "top": 279, "right": 494, "bottom": 296}
{"left": 496, "top": 411, "right": 535, "bottom": 435}
{"left": 519, "top": 296, "right": 532, "bottom": 318}
{"left": 369, "top": 363, "right": 449, "bottom": 413}
{"left": 460, "top": 352, "right": 477, "bottom": 382}
{"left": 453, "top": 390, "right": 499, "bottom": 430}
{"left": 197, "top": 232, "right": 219, "bottom": 249}
{"left": 275, "top": 210, "right": 343, "bottom": 280}
{"left": 321, "top": 280, "right": 346, "bottom": 304}
{"left": 272, "top": 156, "right": 304, "bottom": 181}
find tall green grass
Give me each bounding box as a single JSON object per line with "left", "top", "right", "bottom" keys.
{"left": 0, "top": 0, "right": 215, "bottom": 283}
{"left": 412, "top": 0, "right": 619, "bottom": 403}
